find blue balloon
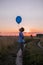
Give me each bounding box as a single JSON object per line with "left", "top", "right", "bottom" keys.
{"left": 16, "top": 16, "right": 22, "bottom": 24}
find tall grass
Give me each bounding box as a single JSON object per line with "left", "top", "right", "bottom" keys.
{"left": 23, "top": 37, "right": 43, "bottom": 65}
{"left": 0, "top": 36, "right": 43, "bottom": 65}
{"left": 0, "top": 36, "right": 18, "bottom": 54}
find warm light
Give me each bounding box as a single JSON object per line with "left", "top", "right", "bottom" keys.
{"left": 24, "top": 28, "right": 30, "bottom": 32}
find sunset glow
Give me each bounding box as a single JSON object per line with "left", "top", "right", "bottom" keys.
{"left": 0, "top": 0, "right": 43, "bottom": 36}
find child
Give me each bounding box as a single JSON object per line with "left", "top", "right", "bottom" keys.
{"left": 18, "top": 27, "right": 25, "bottom": 52}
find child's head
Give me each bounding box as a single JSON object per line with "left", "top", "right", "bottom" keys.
{"left": 19, "top": 27, "right": 24, "bottom": 32}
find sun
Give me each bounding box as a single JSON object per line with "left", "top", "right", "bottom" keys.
{"left": 24, "top": 28, "right": 30, "bottom": 32}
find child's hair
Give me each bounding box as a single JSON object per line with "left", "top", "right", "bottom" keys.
{"left": 19, "top": 27, "right": 24, "bottom": 32}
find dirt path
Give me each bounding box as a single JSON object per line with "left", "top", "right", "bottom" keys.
{"left": 16, "top": 49, "right": 23, "bottom": 65}
{"left": 16, "top": 44, "right": 26, "bottom": 65}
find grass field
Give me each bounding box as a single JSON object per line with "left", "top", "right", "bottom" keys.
{"left": 0, "top": 36, "right": 43, "bottom": 65}
{"left": 0, "top": 36, "right": 18, "bottom": 65}
{"left": 23, "top": 37, "right": 43, "bottom": 65}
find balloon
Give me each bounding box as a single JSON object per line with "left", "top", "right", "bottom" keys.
{"left": 16, "top": 16, "right": 22, "bottom": 24}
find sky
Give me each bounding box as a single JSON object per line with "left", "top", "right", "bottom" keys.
{"left": 0, "top": 0, "right": 43, "bottom": 33}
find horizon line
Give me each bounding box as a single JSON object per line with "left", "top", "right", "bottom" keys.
{"left": 0, "top": 31, "right": 43, "bottom": 33}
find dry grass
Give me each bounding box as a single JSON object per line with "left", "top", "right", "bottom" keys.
{"left": 0, "top": 36, "right": 18, "bottom": 54}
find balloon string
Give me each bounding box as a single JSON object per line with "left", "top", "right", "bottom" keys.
{"left": 17, "top": 24, "right": 20, "bottom": 31}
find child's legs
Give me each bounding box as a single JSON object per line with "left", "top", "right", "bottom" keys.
{"left": 20, "top": 43, "right": 24, "bottom": 54}
{"left": 17, "top": 43, "right": 24, "bottom": 53}
{"left": 17, "top": 43, "right": 20, "bottom": 53}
